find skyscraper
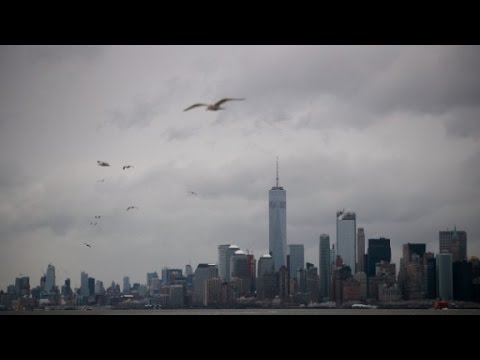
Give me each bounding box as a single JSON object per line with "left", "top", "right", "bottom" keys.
{"left": 319, "top": 234, "right": 331, "bottom": 300}
{"left": 230, "top": 250, "right": 251, "bottom": 295}
{"left": 357, "top": 228, "right": 365, "bottom": 273}
{"left": 439, "top": 227, "right": 467, "bottom": 262}
{"left": 336, "top": 210, "right": 356, "bottom": 272}
{"left": 193, "top": 263, "right": 218, "bottom": 305}
{"left": 15, "top": 276, "right": 30, "bottom": 297}
{"left": 218, "top": 244, "right": 240, "bottom": 281}
{"left": 88, "top": 277, "right": 95, "bottom": 296}
{"left": 45, "top": 264, "right": 56, "bottom": 293}
{"left": 81, "top": 271, "right": 89, "bottom": 297}
{"left": 330, "top": 244, "right": 336, "bottom": 273}
{"left": 288, "top": 244, "right": 304, "bottom": 279}
{"left": 269, "top": 158, "right": 287, "bottom": 272}
{"left": 367, "top": 238, "right": 391, "bottom": 277}
{"left": 147, "top": 272, "right": 158, "bottom": 287}
{"left": 257, "top": 254, "right": 275, "bottom": 300}
{"left": 123, "top": 276, "right": 130, "bottom": 294}
{"left": 437, "top": 253, "right": 453, "bottom": 300}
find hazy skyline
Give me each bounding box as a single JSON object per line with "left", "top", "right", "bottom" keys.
{"left": 1, "top": 45, "right": 479, "bottom": 289}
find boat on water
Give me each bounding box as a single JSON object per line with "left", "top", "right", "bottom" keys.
{"left": 433, "top": 299, "right": 449, "bottom": 310}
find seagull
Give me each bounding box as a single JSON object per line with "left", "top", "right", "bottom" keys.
{"left": 126, "top": 206, "right": 138, "bottom": 211}
{"left": 97, "top": 161, "right": 110, "bottom": 167}
{"left": 97, "top": 179, "right": 105, "bottom": 182}
{"left": 90, "top": 222, "right": 97, "bottom": 226}
{"left": 84, "top": 243, "right": 92, "bottom": 248}
{"left": 187, "top": 191, "right": 198, "bottom": 196}
{"left": 183, "top": 98, "right": 245, "bottom": 112}
{"left": 123, "top": 165, "right": 134, "bottom": 170}
{"left": 94, "top": 216, "right": 101, "bottom": 219}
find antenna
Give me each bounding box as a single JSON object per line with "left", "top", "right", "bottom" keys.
{"left": 276, "top": 156, "right": 279, "bottom": 187}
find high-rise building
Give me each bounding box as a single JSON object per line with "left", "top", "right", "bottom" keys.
{"left": 367, "top": 238, "right": 391, "bottom": 277}
{"left": 218, "top": 244, "right": 230, "bottom": 280}
{"left": 357, "top": 228, "right": 365, "bottom": 273}
{"left": 230, "top": 250, "right": 251, "bottom": 295}
{"left": 439, "top": 227, "right": 467, "bottom": 262}
{"left": 193, "top": 264, "right": 218, "bottom": 305}
{"left": 330, "top": 244, "right": 336, "bottom": 273}
{"left": 40, "top": 275, "right": 46, "bottom": 291}
{"left": 247, "top": 254, "right": 256, "bottom": 294}
{"left": 425, "top": 253, "right": 436, "bottom": 299}
{"left": 88, "top": 277, "right": 95, "bottom": 296}
{"left": 258, "top": 254, "right": 274, "bottom": 277}
{"left": 336, "top": 210, "right": 356, "bottom": 272}
{"left": 61, "top": 278, "right": 72, "bottom": 298}
{"left": 15, "top": 276, "right": 30, "bottom": 297}
{"left": 403, "top": 243, "right": 426, "bottom": 261}
{"left": 218, "top": 244, "right": 240, "bottom": 281}
{"left": 353, "top": 272, "right": 367, "bottom": 301}
{"left": 147, "top": 272, "right": 158, "bottom": 287}
{"left": 437, "top": 253, "right": 453, "bottom": 300}
{"left": 319, "top": 234, "right": 331, "bottom": 300}
{"left": 185, "top": 264, "right": 193, "bottom": 277}
{"left": 288, "top": 244, "right": 304, "bottom": 279}
{"left": 257, "top": 254, "right": 275, "bottom": 300}
{"left": 161, "top": 268, "right": 183, "bottom": 285}
{"left": 81, "top": 271, "right": 89, "bottom": 297}
{"left": 398, "top": 243, "right": 427, "bottom": 300}
{"left": 123, "top": 276, "right": 130, "bottom": 294}
{"left": 453, "top": 260, "right": 473, "bottom": 301}
{"left": 169, "top": 285, "right": 185, "bottom": 308}
{"left": 45, "top": 264, "right": 56, "bottom": 293}
{"left": 269, "top": 158, "right": 287, "bottom": 271}
{"left": 95, "top": 280, "right": 105, "bottom": 295}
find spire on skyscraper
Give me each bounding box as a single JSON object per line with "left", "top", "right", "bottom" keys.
{"left": 276, "top": 156, "right": 279, "bottom": 187}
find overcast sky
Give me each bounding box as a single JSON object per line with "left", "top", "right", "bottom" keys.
{"left": 1, "top": 45, "right": 479, "bottom": 289}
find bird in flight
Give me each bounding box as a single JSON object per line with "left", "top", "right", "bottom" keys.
{"left": 97, "top": 179, "right": 105, "bottom": 182}
{"left": 84, "top": 242, "right": 92, "bottom": 248}
{"left": 123, "top": 165, "right": 134, "bottom": 170}
{"left": 187, "top": 191, "right": 198, "bottom": 196}
{"left": 183, "top": 98, "right": 245, "bottom": 112}
{"left": 97, "top": 161, "right": 110, "bottom": 167}
{"left": 94, "top": 216, "right": 101, "bottom": 219}
{"left": 126, "top": 206, "right": 139, "bottom": 211}
{"left": 90, "top": 222, "right": 97, "bottom": 226}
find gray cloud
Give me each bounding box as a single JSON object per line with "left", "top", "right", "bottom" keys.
{"left": 1, "top": 45, "right": 479, "bottom": 289}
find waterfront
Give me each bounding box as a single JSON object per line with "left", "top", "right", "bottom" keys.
{"left": 2, "top": 308, "right": 480, "bottom": 315}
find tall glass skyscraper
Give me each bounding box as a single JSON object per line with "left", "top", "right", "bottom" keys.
{"left": 336, "top": 210, "right": 356, "bottom": 272}
{"left": 319, "top": 234, "right": 331, "bottom": 300}
{"left": 45, "top": 264, "right": 55, "bottom": 294}
{"left": 437, "top": 253, "right": 453, "bottom": 300}
{"left": 269, "top": 158, "right": 287, "bottom": 272}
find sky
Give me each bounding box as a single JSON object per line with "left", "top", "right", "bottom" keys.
{"left": 1, "top": 45, "right": 479, "bottom": 289}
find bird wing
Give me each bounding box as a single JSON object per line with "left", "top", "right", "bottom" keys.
{"left": 214, "top": 98, "right": 245, "bottom": 107}
{"left": 183, "top": 103, "right": 208, "bottom": 112}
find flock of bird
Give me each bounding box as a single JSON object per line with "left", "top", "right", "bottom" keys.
{"left": 83, "top": 97, "right": 245, "bottom": 249}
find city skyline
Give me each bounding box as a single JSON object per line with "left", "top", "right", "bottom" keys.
{"left": 1, "top": 45, "right": 479, "bottom": 290}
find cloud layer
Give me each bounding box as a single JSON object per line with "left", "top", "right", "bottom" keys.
{"left": 1, "top": 45, "right": 479, "bottom": 289}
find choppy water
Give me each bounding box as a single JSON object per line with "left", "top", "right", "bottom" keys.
{"left": 3, "top": 308, "right": 480, "bottom": 315}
